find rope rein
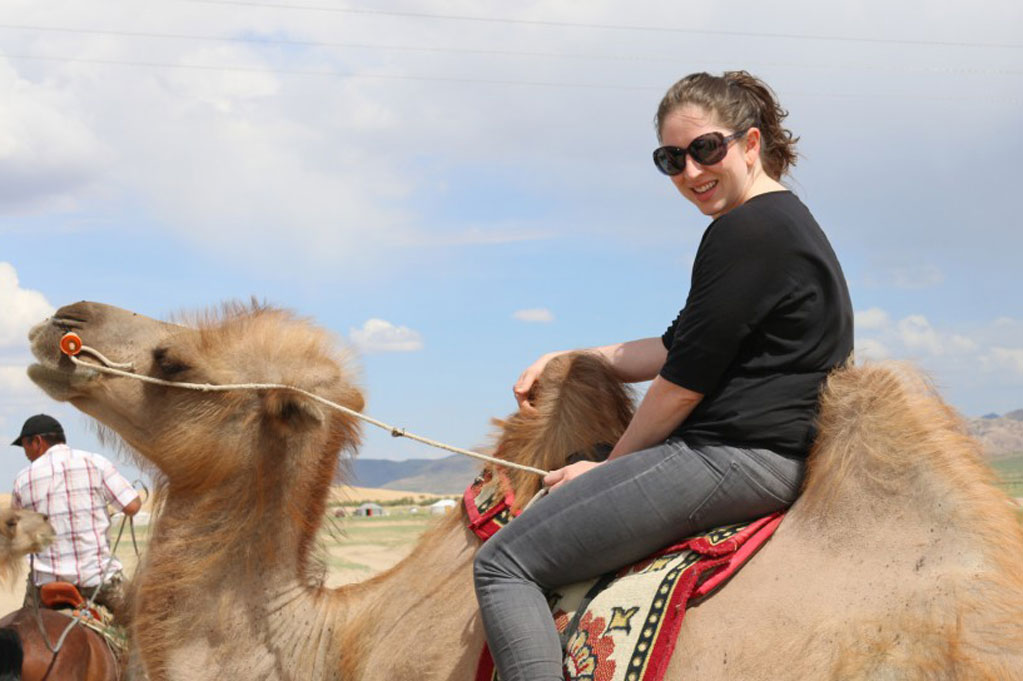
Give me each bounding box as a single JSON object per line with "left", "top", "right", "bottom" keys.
{"left": 61, "top": 334, "right": 549, "bottom": 477}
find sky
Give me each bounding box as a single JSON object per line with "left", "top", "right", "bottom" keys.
{"left": 1, "top": 0, "right": 1021, "bottom": 488}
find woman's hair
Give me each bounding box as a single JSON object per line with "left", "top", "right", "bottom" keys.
{"left": 655, "top": 71, "right": 798, "bottom": 180}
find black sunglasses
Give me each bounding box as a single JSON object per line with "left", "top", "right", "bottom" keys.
{"left": 652, "top": 129, "right": 748, "bottom": 176}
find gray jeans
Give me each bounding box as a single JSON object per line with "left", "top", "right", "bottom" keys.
{"left": 473, "top": 439, "right": 804, "bottom": 681}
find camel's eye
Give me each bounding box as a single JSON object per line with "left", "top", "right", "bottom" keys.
{"left": 152, "top": 347, "right": 191, "bottom": 377}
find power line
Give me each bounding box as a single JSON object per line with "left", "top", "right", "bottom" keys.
{"left": 2, "top": 24, "right": 1021, "bottom": 77}
{"left": 2, "top": 53, "right": 656, "bottom": 90}
{"left": 181, "top": 0, "right": 1023, "bottom": 50}
{"left": 4, "top": 53, "right": 1019, "bottom": 104}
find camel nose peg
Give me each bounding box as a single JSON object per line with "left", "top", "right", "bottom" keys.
{"left": 59, "top": 332, "right": 84, "bottom": 357}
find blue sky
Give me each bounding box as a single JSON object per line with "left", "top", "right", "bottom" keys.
{"left": 2, "top": 0, "right": 1022, "bottom": 488}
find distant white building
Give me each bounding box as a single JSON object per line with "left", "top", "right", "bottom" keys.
{"left": 429, "top": 499, "right": 457, "bottom": 515}
{"left": 354, "top": 502, "right": 385, "bottom": 517}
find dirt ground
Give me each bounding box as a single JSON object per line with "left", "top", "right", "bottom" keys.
{"left": 1, "top": 495, "right": 446, "bottom": 615}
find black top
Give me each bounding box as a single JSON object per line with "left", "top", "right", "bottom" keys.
{"left": 660, "top": 191, "right": 853, "bottom": 456}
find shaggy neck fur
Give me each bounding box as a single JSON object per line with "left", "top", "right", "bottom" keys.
{"left": 128, "top": 350, "right": 632, "bottom": 681}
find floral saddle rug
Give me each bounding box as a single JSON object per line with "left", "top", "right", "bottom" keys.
{"left": 465, "top": 469, "right": 784, "bottom": 681}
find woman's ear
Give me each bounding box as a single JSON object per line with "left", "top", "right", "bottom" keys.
{"left": 744, "top": 127, "right": 762, "bottom": 167}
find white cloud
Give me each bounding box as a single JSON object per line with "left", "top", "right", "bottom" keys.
{"left": 856, "top": 310, "right": 1015, "bottom": 364}
{"left": 948, "top": 335, "right": 978, "bottom": 353}
{"left": 0, "top": 365, "right": 37, "bottom": 396}
{"left": 0, "top": 262, "right": 54, "bottom": 349}
{"left": 349, "top": 319, "right": 423, "bottom": 353}
{"left": 897, "top": 315, "right": 944, "bottom": 356}
{"left": 0, "top": 60, "right": 108, "bottom": 212}
{"left": 985, "top": 348, "right": 1023, "bottom": 377}
{"left": 513, "top": 308, "right": 555, "bottom": 323}
{"left": 855, "top": 307, "right": 889, "bottom": 331}
{"left": 855, "top": 338, "right": 890, "bottom": 361}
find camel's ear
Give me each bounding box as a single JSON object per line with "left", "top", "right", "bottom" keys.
{"left": 339, "top": 385, "right": 365, "bottom": 414}
{"left": 263, "top": 389, "right": 325, "bottom": 433}
{"left": 0, "top": 510, "right": 15, "bottom": 541}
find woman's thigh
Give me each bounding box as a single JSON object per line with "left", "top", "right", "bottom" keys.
{"left": 475, "top": 439, "right": 803, "bottom": 590}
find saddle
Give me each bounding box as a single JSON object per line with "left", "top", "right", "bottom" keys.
{"left": 466, "top": 470, "right": 784, "bottom": 681}
{"left": 40, "top": 582, "right": 95, "bottom": 613}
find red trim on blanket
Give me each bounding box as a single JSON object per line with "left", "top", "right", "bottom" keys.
{"left": 692, "top": 513, "right": 784, "bottom": 598}
{"left": 644, "top": 513, "right": 784, "bottom": 681}
{"left": 475, "top": 645, "right": 497, "bottom": 681}
{"left": 474, "top": 511, "right": 785, "bottom": 681}
{"left": 464, "top": 469, "right": 519, "bottom": 541}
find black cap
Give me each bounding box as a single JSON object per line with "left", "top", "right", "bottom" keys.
{"left": 11, "top": 414, "right": 64, "bottom": 446}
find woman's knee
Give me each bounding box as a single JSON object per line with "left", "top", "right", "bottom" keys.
{"left": 474, "top": 536, "right": 518, "bottom": 588}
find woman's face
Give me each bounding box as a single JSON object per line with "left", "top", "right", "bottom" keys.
{"left": 658, "top": 104, "right": 759, "bottom": 219}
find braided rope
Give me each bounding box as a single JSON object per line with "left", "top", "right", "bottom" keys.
{"left": 68, "top": 348, "right": 548, "bottom": 476}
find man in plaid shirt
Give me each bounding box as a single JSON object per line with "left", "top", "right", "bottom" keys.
{"left": 10, "top": 414, "right": 141, "bottom": 613}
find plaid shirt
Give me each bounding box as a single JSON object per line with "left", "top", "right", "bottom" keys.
{"left": 12, "top": 444, "right": 138, "bottom": 587}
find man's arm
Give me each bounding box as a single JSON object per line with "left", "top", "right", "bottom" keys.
{"left": 121, "top": 496, "right": 141, "bottom": 516}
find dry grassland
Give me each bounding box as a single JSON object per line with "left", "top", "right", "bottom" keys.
{"left": 0, "top": 487, "right": 447, "bottom": 615}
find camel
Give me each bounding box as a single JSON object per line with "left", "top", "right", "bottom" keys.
{"left": 0, "top": 507, "right": 54, "bottom": 585}
{"left": 24, "top": 301, "right": 632, "bottom": 681}
{"left": 23, "top": 301, "right": 1023, "bottom": 680}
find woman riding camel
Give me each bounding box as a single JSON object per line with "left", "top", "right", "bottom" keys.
{"left": 474, "top": 70, "right": 854, "bottom": 681}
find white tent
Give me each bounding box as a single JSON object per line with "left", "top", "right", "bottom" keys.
{"left": 429, "top": 499, "right": 457, "bottom": 515}
{"left": 354, "top": 502, "right": 384, "bottom": 517}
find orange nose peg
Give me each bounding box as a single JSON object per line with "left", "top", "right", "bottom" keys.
{"left": 59, "top": 332, "right": 83, "bottom": 357}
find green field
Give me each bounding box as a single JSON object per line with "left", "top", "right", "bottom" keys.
{"left": 991, "top": 453, "right": 1023, "bottom": 499}
{"left": 110, "top": 511, "right": 437, "bottom": 582}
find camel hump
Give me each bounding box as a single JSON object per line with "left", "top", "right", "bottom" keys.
{"left": 813, "top": 360, "right": 974, "bottom": 463}
{"left": 801, "top": 360, "right": 997, "bottom": 519}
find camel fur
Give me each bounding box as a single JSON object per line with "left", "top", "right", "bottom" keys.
{"left": 23, "top": 301, "right": 1023, "bottom": 680}
{"left": 0, "top": 508, "right": 55, "bottom": 586}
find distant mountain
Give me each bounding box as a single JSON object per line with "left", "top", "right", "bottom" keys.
{"left": 348, "top": 455, "right": 482, "bottom": 495}
{"left": 347, "top": 409, "right": 1023, "bottom": 493}
{"left": 969, "top": 411, "right": 1023, "bottom": 459}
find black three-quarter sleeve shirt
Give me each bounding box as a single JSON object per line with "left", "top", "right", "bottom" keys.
{"left": 660, "top": 190, "right": 853, "bottom": 456}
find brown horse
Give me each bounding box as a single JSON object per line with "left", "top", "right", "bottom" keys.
{"left": 1, "top": 510, "right": 120, "bottom": 681}
{"left": 0, "top": 607, "right": 118, "bottom": 681}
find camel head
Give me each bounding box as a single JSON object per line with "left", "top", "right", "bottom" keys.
{"left": 0, "top": 508, "right": 55, "bottom": 585}
{"left": 27, "top": 301, "right": 365, "bottom": 495}
{"left": 492, "top": 352, "right": 635, "bottom": 508}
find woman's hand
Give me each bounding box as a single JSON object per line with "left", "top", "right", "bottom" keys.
{"left": 543, "top": 460, "right": 603, "bottom": 492}
{"left": 513, "top": 352, "right": 564, "bottom": 412}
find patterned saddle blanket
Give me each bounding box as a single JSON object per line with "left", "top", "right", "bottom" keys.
{"left": 466, "top": 470, "right": 784, "bottom": 681}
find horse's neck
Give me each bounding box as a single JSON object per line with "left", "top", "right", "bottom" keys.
{"left": 333, "top": 511, "right": 486, "bottom": 681}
